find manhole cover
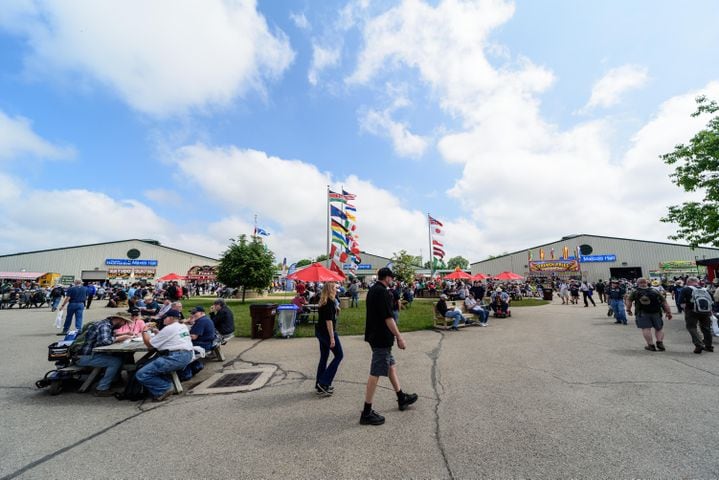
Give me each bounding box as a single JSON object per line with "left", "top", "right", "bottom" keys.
{"left": 208, "top": 372, "right": 262, "bottom": 389}
{"left": 190, "top": 365, "right": 277, "bottom": 395}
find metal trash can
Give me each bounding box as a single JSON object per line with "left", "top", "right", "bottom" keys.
{"left": 250, "top": 304, "right": 277, "bottom": 339}
{"left": 339, "top": 297, "right": 350, "bottom": 309}
{"left": 276, "top": 304, "right": 299, "bottom": 338}
{"left": 542, "top": 288, "right": 554, "bottom": 301}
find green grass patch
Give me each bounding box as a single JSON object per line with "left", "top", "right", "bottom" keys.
{"left": 181, "top": 296, "right": 548, "bottom": 337}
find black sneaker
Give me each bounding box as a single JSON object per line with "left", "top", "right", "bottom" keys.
{"left": 694, "top": 345, "right": 704, "bottom": 354}
{"left": 360, "top": 410, "right": 385, "bottom": 425}
{"left": 645, "top": 344, "right": 657, "bottom": 352}
{"left": 704, "top": 345, "right": 714, "bottom": 352}
{"left": 316, "top": 384, "right": 334, "bottom": 396}
{"left": 398, "top": 392, "right": 418, "bottom": 411}
{"left": 607, "top": 309, "right": 613, "bottom": 317}
{"left": 656, "top": 341, "right": 666, "bottom": 351}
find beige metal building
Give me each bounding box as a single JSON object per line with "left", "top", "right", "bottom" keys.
{"left": 470, "top": 234, "right": 719, "bottom": 282}
{"left": 0, "top": 239, "right": 218, "bottom": 283}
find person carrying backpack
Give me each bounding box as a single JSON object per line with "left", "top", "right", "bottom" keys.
{"left": 678, "top": 276, "right": 714, "bottom": 354}
{"left": 626, "top": 278, "right": 673, "bottom": 351}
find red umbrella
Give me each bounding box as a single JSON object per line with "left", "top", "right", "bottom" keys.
{"left": 471, "top": 273, "right": 489, "bottom": 281}
{"left": 158, "top": 273, "right": 187, "bottom": 281}
{"left": 493, "top": 271, "right": 524, "bottom": 281}
{"left": 444, "top": 270, "right": 472, "bottom": 280}
{"left": 287, "top": 262, "right": 345, "bottom": 282}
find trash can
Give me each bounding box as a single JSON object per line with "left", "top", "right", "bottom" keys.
{"left": 339, "top": 296, "right": 350, "bottom": 309}
{"left": 250, "top": 304, "right": 277, "bottom": 339}
{"left": 542, "top": 288, "right": 554, "bottom": 301}
{"left": 276, "top": 304, "right": 299, "bottom": 338}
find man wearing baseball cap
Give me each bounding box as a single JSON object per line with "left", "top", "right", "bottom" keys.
{"left": 360, "top": 267, "right": 417, "bottom": 425}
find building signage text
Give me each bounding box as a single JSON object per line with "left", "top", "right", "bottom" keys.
{"left": 580, "top": 254, "right": 616, "bottom": 263}
{"left": 105, "top": 259, "right": 158, "bottom": 267}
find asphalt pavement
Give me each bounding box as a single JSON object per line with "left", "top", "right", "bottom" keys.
{"left": 1, "top": 298, "right": 718, "bottom": 479}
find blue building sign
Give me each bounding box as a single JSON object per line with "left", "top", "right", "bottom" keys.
{"left": 579, "top": 254, "right": 616, "bottom": 263}
{"left": 342, "top": 264, "right": 372, "bottom": 270}
{"left": 105, "top": 259, "right": 159, "bottom": 267}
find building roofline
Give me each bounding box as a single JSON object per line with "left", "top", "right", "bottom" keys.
{"left": 0, "top": 239, "right": 218, "bottom": 262}
{"left": 470, "top": 234, "right": 719, "bottom": 266}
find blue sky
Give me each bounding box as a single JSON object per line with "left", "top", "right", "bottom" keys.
{"left": 0, "top": 0, "right": 718, "bottom": 264}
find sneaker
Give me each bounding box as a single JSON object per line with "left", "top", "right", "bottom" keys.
{"left": 450, "top": 326, "right": 459, "bottom": 331}
{"left": 607, "top": 309, "right": 613, "bottom": 317}
{"left": 704, "top": 345, "right": 714, "bottom": 352}
{"left": 644, "top": 344, "right": 657, "bottom": 351}
{"left": 613, "top": 321, "right": 622, "bottom": 324}
{"left": 93, "top": 389, "right": 115, "bottom": 397}
{"left": 56, "top": 331, "right": 68, "bottom": 336}
{"left": 656, "top": 341, "right": 666, "bottom": 351}
{"left": 479, "top": 323, "right": 488, "bottom": 327}
{"left": 360, "top": 410, "right": 385, "bottom": 425}
{"left": 152, "top": 388, "right": 173, "bottom": 402}
{"left": 398, "top": 392, "right": 418, "bottom": 411}
{"left": 694, "top": 345, "right": 704, "bottom": 354}
{"left": 316, "top": 384, "right": 334, "bottom": 396}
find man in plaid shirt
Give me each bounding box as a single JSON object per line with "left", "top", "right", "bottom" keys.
{"left": 75, "top": 314, "right": 130, "bottom": 397}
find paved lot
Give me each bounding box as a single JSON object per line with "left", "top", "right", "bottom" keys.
{"left": 1, "top": 299, "right": 718, "bottom": 479}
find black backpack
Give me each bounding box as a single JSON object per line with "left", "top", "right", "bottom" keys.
{"left": 635, "top": 288, "right": 662, "bottom": 313}
{"left": 115, "top": 357, "right": 152, "bottom": 401}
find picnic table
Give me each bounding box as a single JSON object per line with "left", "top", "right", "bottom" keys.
{"left": 78, "top": 340, "right": 184, "bottom": 394}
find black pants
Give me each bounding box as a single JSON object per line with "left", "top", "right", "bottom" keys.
{"left": 86, "top": 296, "right": 93, "bottom": 309}
{"left": 582, "top": 291, "right": 596, "bottom": 306}
{"left": 685, "top": 312, "right": 712, "bottom": 347}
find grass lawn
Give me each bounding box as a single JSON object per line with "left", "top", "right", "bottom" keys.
{"left": 181, "top": 296, "right": 549, "bottom": 338}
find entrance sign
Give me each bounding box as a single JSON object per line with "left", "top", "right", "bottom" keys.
{"left": 580, "top": 254, "right": 616, "bottom": 263}
{"left": 105, "top": 259, "right": 158, "bottom": 267}
{"left": 529, "top": 260, "right": 580, "bottom": 272}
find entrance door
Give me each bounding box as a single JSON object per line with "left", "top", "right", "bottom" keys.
{"left": 609, "top": 267, "right": 643, "bottom": 280}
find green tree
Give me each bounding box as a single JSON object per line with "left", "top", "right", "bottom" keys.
{"left": 661, "top": 96, "right": 719, "bottom": 247}
{"left": 217, "top": 234, "right": 275, "bottom": 302}
{"left": 447, "top": 256, "right": 469, "bottom": 270}
{"left": 390, "top": 250, "right": 417, "bottom": 284}
{"left": 314, "top": 254, "right": 329, "bottom": 262}
{"left": 295, "top": 259, "right": 312, "bottom": 268}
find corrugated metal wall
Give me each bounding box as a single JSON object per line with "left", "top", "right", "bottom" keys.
{"left": 0, "top": 240, "right": 217, "bottom": 280}
{"left": 471, "top": 235, "right": 719, "bottom": 281}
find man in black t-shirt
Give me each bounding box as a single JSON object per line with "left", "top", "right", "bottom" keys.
{"left": 360, "top": 267, "right": 417, "bottom": 426}
{"left": 679, "top": 276, "right": 713, "bottom": 354}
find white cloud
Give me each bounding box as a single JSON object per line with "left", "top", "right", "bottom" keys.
{"left": 1, "top": 0, "right": 295, "bottom": 116}
{"left": 0, "top": 111, "right": 73, "bottom": 160}
{"left": 290, "top": 11, "right": 310, "bottom": 30}
{"left": 308, "top": 44, "right": 341, "bottom": 85}
{"left": 584, "top": 65, "right": 649, "bottom": 110}
{"left": 144, "top": 188, "right": 182, "bottom": 205}
{"left": 360, "top": 108, "right": 429, "bottom": 157}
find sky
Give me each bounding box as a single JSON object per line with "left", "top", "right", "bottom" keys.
{"left": 0, "top": 0, "right": 718, "bottom": 265}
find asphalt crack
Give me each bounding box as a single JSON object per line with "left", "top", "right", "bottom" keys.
{"left": 428, "top": 330, "right": 454, "bottom": 480}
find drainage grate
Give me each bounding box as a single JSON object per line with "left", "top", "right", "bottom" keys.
{"left": 208, "top": 372, "right": 262, "bottom": 389}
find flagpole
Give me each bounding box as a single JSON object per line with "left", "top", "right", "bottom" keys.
{"left": 427, "top": 213, "right": 434, "bottom": 278}
{"left": 326, "top": 185, "right": 331, "bottom": 265}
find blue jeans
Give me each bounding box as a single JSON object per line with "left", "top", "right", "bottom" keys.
{"left": 445, "top": 310, "right": 464, "bottom": 328}
{"left": 76, "top": 354, "right": 124, "bottom": 391}
{"left": 470, "top": 307, "right": 489, "bottom": 323}
{"left": 51, "top": 297, "right": 62, "bottom": 310}
{"left": 136, "top": 350, "right": 193, "bottom": 397}
{"left": 316, "top": 332, "right": 343, "bottom": 386}
{"left": 63, "top": 302, "right": 85, "bottom": 332}
{"left": 609, "top": 299, "right": 627, "bottom": 323}
{"left": 351, "top": 292, "right": 359, "bottom": 307}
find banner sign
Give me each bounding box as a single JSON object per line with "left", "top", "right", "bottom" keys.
{"left": 60, "top": 275, "right": 75, "bottom": 285}
{"left": 529, "top": 260, "right": 580, "bottom": 272}
{"left": 108, "top": 268, "right": 156, "bottom": 279}
{"left": 186, "top": 265, "right": 217, "bottom": 281}
{"left": 105, "top": 259, "right": 158, "bottom": 267}
{"left": 343, "top": 264, "right": 372, "bottom": 270}
{"left": 659, "top": 260, "right": 697, "bottom": 272}
{"left": 580, "top": 254, "right": 616, "bottom": 263}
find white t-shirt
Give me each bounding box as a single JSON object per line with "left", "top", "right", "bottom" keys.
{"left": 150, "top": 322, "right": 193, "bottom": 352}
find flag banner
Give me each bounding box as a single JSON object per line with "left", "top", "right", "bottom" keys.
{"left": 433, "top": 247, "right": 445, "bottom": 258}
{"left": 528, "top": 250, "right": 532, "bottom": 261}
{"left": 330, "top": 261, "right": 344, "bottom": 276}
{"left": 428, "top": 215, "right": 443, "bottom": 226}
{"left": 345, "top": 212, "right": 356, "bottom": 222}
{"left": 342, "top": 189, "right": 357, "bottom": 200}
{"left": 550, "top": 248, "right": 555, "bottom": 260}
{"left": 431, "top": 225, "right": 444, "bottom": 236}
{"left": 331, "top": 219, "right": 348, "bottom": 233}
{"left": 432, "top": 239, "right": 444, "bottom": 247}
{"left": 332, "top": 231, "right": 348, "bottom": 247}
{"left": 539, "top": 248, "right": 545, "bottom": 260}
{"left": 255, "top": 227, "right": 270, "bottom": 236}
{"left": 330, "top": 205, "right": 347, "bottom": 219}
{"left": 330, "top": 244, "right": 338, "bottom": 260}
{"left": 328, "top": 190, "right": 346, "bottom": 203}
{"left": 345, "top": 204, "right": 356, "bottom": 212}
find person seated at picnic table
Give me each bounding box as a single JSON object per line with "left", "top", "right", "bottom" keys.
{"left": 209, "top": 298, "right": 235, "bottom": 343}
{"left": 464, "top": 293, "right": 489, "bottom": 326}
{"left": 137, "top": 310, "right": 194, "bottom": 402}
{"left": 186, "top": 306, "right": 216, "bottom": 352}
{"left": 154, "top": 302, "right": 184, "bottom": 330}
{"left": 114, "top": 307, "right": 146, "bottom": 336}
{"left": 490, "top": 287, "right": 510, "bottom": 313}
{"left": 74, "top": 313, "right": 133, "bottom": 397}
{"left": 141, "top": 296, "right": 160, "bottom": 316}
{"left": 291, "top": 292, "right": 310, "bottom": 313}
{"left": 437, "top": 294, "right": 470, "bottom": 330}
